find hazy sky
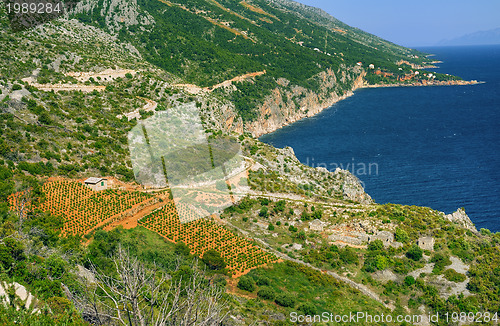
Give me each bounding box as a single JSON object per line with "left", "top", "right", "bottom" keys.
{"left": 295, "top": 0, "right": 500, "bottom": 47}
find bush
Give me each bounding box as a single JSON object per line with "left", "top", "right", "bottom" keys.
{"left": 202, "top": 250, "right": 226, "bottom": 270}
{"left": 368, "top": 240, "right": 384, "bottom": 251}
{"left": 339, "top": 247, "right": 358, "bottom": 265}
{"left": 394, "top": 228, "right": 409, "bottom": 243}
{"left": 298, "top": 302, "right": 316, "bottom": 315}
{"left": 268, "top": 223, "right": 274, "bottom": 231}
{"left": 215, "top": 180, "right": 228, "bottom": 191}
{"left": 259, "top": 207, "right": 269, "bottom": 218}
{"left": 430, "top": 252, "right": 451, "bottom": 274}
{"left": 174, "top": 241, "right": 191, "bottom": 256}
{"left": 275, "top": 292, "right": 296, "bottom": 307}
{"left": 237, "top": 275, "right": 256, "bottom": 292}
{"left": 406, "top": 244, "right": 423, "bottom": 261}
{"left": 404, "top": 275, "right": 416, "bottom": 286}
{"left": 255, "top": 276, "right": 270, "bottom": 286}
{"left": 443, "top": 269, "right": 467, "bottom": 283}
{"left": 257, "top": 286, "right": 275, "bottom": 300}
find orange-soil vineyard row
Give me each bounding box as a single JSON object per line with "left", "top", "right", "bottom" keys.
{"left": 139, "top": 202, "right": 278, "bottom": 276}
{"left": 36, "top": 180, "right": 153, "bottom": 235}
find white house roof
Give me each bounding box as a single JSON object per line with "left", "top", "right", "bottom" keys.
{"left": 84, "top": 177, "right": 106, "bottom": 184}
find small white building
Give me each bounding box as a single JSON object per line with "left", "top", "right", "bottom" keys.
{"left": 84, "top": 177, "right": 108, "bottom": 191}
{"left": 368, "top": 64, "right": 375, "bottom": 69}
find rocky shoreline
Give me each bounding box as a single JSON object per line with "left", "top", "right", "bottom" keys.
{"left": 362, "top": 79, "right": 482, "bottom": 88}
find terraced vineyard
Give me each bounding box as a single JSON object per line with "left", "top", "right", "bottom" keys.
{"left": 139, "top": 202, "right": 278, "bottom": 276}
{"left": 37, "top": 180, "right": 153, "bottom": 235}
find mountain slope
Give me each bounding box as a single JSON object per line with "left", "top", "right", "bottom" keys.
{"left": 67, "top": 0, "right": 440, "bottom": 129}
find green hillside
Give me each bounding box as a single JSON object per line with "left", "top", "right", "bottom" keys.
{"left": 0, "top": 1, "right": 497, "bottom": 325}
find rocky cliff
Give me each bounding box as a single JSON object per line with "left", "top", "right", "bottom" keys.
{"left": 444, "top": 208, "right": 478, "bottom": 233}
{"left": 246, "top": 67, "right": 364, "bottom": 137}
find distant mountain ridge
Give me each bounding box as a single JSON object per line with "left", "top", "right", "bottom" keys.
{"left": 438, "top": 27, "right": 500, "bottom": 46}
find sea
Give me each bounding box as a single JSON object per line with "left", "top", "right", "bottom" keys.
{"left": 260, "top": 45, "right": 500, "bottom": 232}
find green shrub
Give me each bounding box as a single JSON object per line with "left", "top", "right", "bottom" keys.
{"left": 298, "top": 302, "right": 316, "bottom": 315}
{"left": 394, "top": 228, "right": 409, "bottom": 243}
{"left": 339, "top": 247, "right": 358, "bottom": 265}
{"left": 237, "top": 275, "right": 256, "bottom": 292}
{"left": 202, "top": 250, "right": 226, "bottom": 270}
{"left": 255, "top": 276, "right": 270, "bottom": 286}
{"left": 257, "top": 286, "right": 275, "bottom": 300}
{"left": 406, "top": 244, "right": 423, "bottom": 261}
{"left": 174, "top": 241, "right": 191, "bottom": 256}
{"left": 275, "top": 292, "right": 296, "bottom": 307}
{"left": 430, "top": 252, "right": 451, "bottom": 274}
{"left": 443, "top": 269, "right": 466, "bottom": 283}
{"left": 368, "top": 240, "right": 384, "bottom": 251}
{"left": 404, "top": 275, "right": 416, "bottom": 286}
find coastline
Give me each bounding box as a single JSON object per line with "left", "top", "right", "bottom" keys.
{"left": 362, "top": 79, "right": 482, "bottom": 88}
{"left": 255, "top": 77, "right": 481, "bottom": 138}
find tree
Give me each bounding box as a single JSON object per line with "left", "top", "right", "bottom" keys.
{"left": 368, "top": 240, "right": 384, "bottom": 251}
{"left": 275, "top": 293, "right": 295, "bottom": 307}
{"left": 257, "top": 287, "right": 275, "bottom": 300}
{"left": 298, "top": 302, "right": 316, "bottom": 315}
{"left": 394, "top": 229, "right": 409, "bottom": 243}
{"left": 404, "top": 276, "right": 416, "bottom": 286}
{"left": 38, "top": 111, "right": 52, "bottom": 125}
{"left": 406, "top": 244, "right": 423, "bottom": 261}
{"left": 259, "top": 207, "right": 268, "bottom": 218}
{"left": 174, "top": 241, "right": 191, "bottom": 256}
{"left": 237, "top": 275, "right": 255, "bottom": 292}
{"left": 339, "top": 247, "right": 358, "bottom": 265}
{"left": 202, "top": 249, "right": 226, "bottom": 270}
{"left": 75, "top": 247, "right": 227, "bottom": 326}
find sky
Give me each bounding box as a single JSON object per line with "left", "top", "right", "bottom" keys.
{"left": 295, "top": 0, "right": 500, "bottom": 47}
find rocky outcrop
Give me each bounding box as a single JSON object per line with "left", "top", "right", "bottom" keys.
{"left": 338, "top": 168, "right": 372, "bottom": 204}
{"left": 70, "top": 0, "right": 155, "bottom": 35}
{"left": 0, "top": 281, "right": 39, "bottom": 313}
{"left": 444, "top": 208, "right": 478, "bottom": 233}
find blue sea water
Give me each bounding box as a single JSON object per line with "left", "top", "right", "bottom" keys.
{"left": 260, "top": 45, "right": 500, "bottom": 232}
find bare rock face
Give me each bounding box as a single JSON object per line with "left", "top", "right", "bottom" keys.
{"left": 338, "top": 169, "right": 372, "bottom": 205}
{"left": 444, "top": 208, "right": 478, "bottom": 233}
{"left": 70, "top": 0, "right": 155, "bottom": 35}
